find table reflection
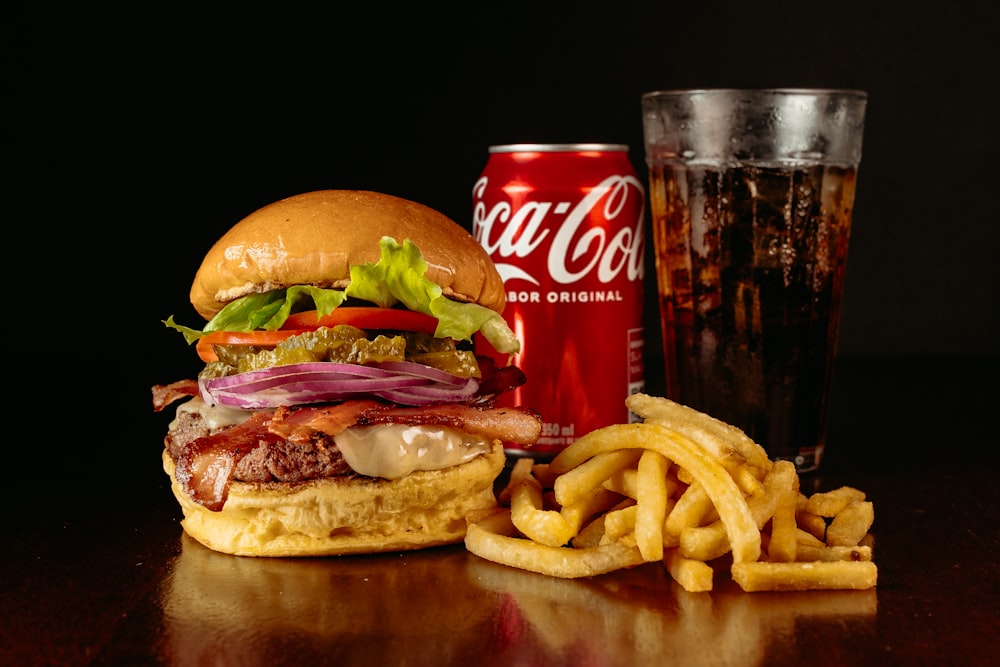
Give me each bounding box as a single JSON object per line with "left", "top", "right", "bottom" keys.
{"left": 467, "top": 557, "right": 876, "bottom": 666}
{"left": 161, "top": 535, "right": 877, "bottom": 666}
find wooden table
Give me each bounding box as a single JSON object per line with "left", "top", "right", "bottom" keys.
{"left": 3, "top": 358, "right": 997, "bottom": 666}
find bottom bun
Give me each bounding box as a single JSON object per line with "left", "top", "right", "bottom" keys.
{"left": 162, "top": 442, "right": 505, "bottom": 557}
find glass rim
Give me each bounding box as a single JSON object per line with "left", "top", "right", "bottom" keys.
{"left": 641, "top": 87, "right": 867, "bottom": 101}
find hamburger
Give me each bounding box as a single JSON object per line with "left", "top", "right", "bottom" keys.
{"left": 152, "top": 189, "right": 541, "bottom": 557}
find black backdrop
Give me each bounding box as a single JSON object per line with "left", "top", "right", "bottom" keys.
{"left": 9, "top": 3, "right": 997, "bottom": 489}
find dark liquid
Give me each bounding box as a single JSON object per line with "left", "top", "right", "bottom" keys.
{"left": 648, "top": 162, "right": 857, "bottom": 471}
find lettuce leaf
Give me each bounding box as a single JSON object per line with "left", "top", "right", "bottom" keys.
{"left": 163, "top": 236, "right": 520, "bottom": 353}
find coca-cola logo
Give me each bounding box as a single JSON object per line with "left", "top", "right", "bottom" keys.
{"left": 473, "top": 174, "right": 645, "bottom": 286}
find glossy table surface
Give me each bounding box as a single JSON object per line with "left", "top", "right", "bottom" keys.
{"left": 4, "top": 358, "right": 998, "bottom": 666}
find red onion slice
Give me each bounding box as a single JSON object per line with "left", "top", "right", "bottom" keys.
{"left": 200, "top": 361, "right": 480, "bottom": 408}
{"left": 211, "top": 372, "right": 426, "bottom": 395}
{"left": 205, "top": 362, "right": 393, "bottom": 389}
{"left": 373, "top": 360, "right": 472, "bottom": 385}
{"left": 378, "top": 381, "right": 480, "bottom": 404}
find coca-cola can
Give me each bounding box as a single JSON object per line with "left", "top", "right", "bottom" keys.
{"left": 472, "top": 143, "right": 646, "bottom": 459}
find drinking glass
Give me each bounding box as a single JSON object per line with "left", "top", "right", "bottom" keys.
{"left": 641, "top": 88, "right": 867, "bottom": 472}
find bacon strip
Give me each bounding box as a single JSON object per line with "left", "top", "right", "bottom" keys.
{"left": 269, "top": 401, "right": 543, "bottom": 446}
{"left": 152, "top": 379, "right": 200, "bottom": 412}
{"left": 269, "top": 400, "right": 383, "bottom": 439}
{"left": 175, "top": 412, "right": 282, "bottom": 511}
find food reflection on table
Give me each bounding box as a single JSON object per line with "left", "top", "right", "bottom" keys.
{"left": 162, "top": 536, "right": 494, "bottom": 665}
{"left": 468, "top": 557, "right": 876, "bottom": 665}
{"left": 162, "top": 535, "right": 876, "bottom": 666}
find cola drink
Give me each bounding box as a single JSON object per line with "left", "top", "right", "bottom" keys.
{"left": 649, "top": 160, "right": 858, "bottom": 472}
{"left": 473, "top": 144, "right": 646, "bottom": 458}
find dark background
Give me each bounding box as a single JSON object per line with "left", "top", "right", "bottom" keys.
{"left": 9, "top": 3, "right": 997, "bottom": 492}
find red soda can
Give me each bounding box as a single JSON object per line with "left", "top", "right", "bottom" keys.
{"left": 472, "top": 144, "right": 646, "bottom": 458}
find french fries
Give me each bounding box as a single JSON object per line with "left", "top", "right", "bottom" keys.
{"left": 510, "top": 471, "right": 576, "bottom": 547}
{"left": 635, "top": 450, "right": 671, "bottom": 561}
{"left": 464, "top": 394, "right": 878, "bottom": 593}
{"left": 664, "top": 548, "right": 715, "bottom": 593}
{"left": 466, "top": 510, "right": 646, "bottom": 578}
{"left": 731, "top": 561, "right": 878, "bottom": 591}
{"left": 826, "top": 501, "right": 875, "bottom": 547}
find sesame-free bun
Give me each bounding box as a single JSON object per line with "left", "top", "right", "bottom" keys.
{"left": 190, "top": 190, "right": 506, "bottom": 320}
{"left": 162, "top": 442, "right": 506, "bottom": 557}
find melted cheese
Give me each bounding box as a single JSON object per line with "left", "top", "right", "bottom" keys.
{"left": 335, "top": 424, "right": 492, "bottom": 479}
{"left": 170, "top": 397, "right": 254, "bottom": 431}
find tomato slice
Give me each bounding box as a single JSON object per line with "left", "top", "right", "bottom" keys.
{"left": 281, "top": 308, "right": 439, "bottom": 333}
{"left": 195, "top": 329, "right": 309, "bottom": 363}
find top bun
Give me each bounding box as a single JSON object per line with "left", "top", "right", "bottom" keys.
{"left": 190, "top": 190, "right": 506, "bottom": 320}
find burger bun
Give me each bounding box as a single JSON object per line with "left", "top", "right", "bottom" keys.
{"left": 189, "top": 189, "right": 506, "bottom": 320}
{"left": 162, "top": 442, "right": 506, "bottom": 557}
